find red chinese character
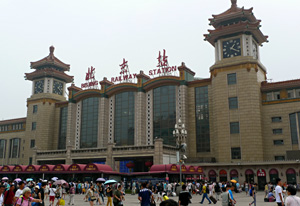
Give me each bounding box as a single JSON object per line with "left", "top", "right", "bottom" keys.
{"left": 119, "top": 58, "right": 128, "bottom": 74}
{"left": 157, "top": 49, "right": 168, "bottom": 67}
{"left": 85, "top": 66, "right": 95, "bottom": 81}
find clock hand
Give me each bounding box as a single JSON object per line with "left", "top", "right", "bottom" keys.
{"left": 230, "top": 44, "right": 236, "bottom": 50}
{"left": 231, "top": 48, "right": 239, "bottom": 52}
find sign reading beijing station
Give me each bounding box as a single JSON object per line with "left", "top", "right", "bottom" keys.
{"left": 39, "top": 165, "right": 50, "bottom": 172}
{"left": 170, "top": 164, "right": 178, "bottom": 172}
{"left": 81, "top": 66, "right": 99, "bottom": 89}
{"left": 26, "top": 165, "right": 36, "bottom": 172}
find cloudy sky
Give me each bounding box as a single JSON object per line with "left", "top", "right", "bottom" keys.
{"left": 0, "top": 0, "right": 299, "bottom": 120}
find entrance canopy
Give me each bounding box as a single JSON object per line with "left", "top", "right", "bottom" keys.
{"left": 245, "top": 169, "right": 254, "bottom": 175}
{"left": 149, "top": 164, "right": 203, "bottom": 174}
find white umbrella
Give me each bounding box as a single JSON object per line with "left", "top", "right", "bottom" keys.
{"left": 51, "top": 177, "right": 59, "bottom": 181}
{"left": 2, "top": 177, "right": 8, "bottom": 181}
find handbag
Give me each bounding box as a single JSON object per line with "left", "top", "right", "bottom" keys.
{"left": 90, "top": 196, "right": 97, "bottom": 201}
{"left": 59, "top": 199, "right": 65, "bottom": 206}
{"left": 150, "top": 200, "right": 156, "bottom": 206}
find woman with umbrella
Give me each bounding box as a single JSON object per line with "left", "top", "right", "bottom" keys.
{"left": 96, "top": 178, "right": 105, "bottom": 204}
{"left": 104, "top": 180, "right": 117, "bottom": 206}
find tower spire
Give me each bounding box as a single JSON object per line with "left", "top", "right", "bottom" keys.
{"left": 231, "top": 0, "right": 237, "bottom": 8}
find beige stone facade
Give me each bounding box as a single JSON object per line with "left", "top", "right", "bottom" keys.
{"left": 1, "top": 0, "right": 300, "bottom": 186}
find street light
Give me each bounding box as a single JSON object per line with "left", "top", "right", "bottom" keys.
{"left": 173, "top": 118, "right": 187, "bottom": 186}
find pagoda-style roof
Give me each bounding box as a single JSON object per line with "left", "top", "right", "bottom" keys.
{"left": 30, "top": 46, "right": 70, "bottom": 71}
{"left": 204, "top": 0, "right": 268, "bottom": 46}
{"left": 25, "top": 68, "right": 73, "bottom": 83}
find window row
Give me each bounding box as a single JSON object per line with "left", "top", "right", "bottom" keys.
{"left": 0, "top": 123, "right": 24, "bottom": 132}
{"left": 266, "top": 89, "right": 300, "bottom": 101}
{"left": 0, "top": 138, "right": 21, "bottom": 158}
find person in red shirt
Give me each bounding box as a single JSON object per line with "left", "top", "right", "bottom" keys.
{"left": 4, "top": 184, "right": 15, "bottom": 206}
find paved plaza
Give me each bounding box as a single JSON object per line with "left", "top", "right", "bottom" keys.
{"left": 46, "top": 191, "right": 287, "bottom": 206}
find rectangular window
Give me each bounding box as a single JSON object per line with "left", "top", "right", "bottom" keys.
{"left": 228, "top": 97, "right": 238, "bottom": 109}
{"left": 227, "top": 73, "right": 237, "bottom": 85}
{"left": 288, "top": 90, "right": 295, "bottom": 99}
{"left": 195, "top": 86, "right": 210, "bottom": 152}
{"left": 296, "top": 89, "right": 300, "bottom": 98}
{"left": 231, "top": 147, "right": 241, "bottom": 159}
{"left": 273, "top": 140, "right": 284, "bottom": 145}
{"left": 9, "top": 138, "right": 20, "bottom": 158}
{"left": 273, "top": 129, "right": 283, "bottom": 134}
{"left": 273, "top": 91, "right": 280, "bottom": 100}
{"left": 266, "top": 92, "right": 273, "bottom": 101}
{"left": 58, "top": 107, "right": 68, "bottom": 149}
{"left": 230, "top": 122, "right": 240, "bottom": 134}
{"left": 32, "top": 122, "right": 36, "bottom": 130}
{"left": 29, "top": 157, "right": 32, "bottom": 165}
{"left": 275, "top": 156, "right": 285, "bottom": 161}
{"left": 272, "top": 117, "right": 282, "bottom": 122}
{"left": 33, "top": 105, "right": 38, "bottom": 114}
{"left": 30, "top": 140, "right": 35, "bottom": 148}
{"left": 0, "top": 140, "right": 6, "bottom": 158}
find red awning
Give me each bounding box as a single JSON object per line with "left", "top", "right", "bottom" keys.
{"left": 53, "top": 164, "right": 69, "bottom": 172}
{"left": 286, "top": 168, "right": 296, "bottom": 174}
{"left": 39, "top": 165, "right": 55, "bottom": 173}
{"left": 208, "top": 170, "right": 216, "bottom": 177}
{"left": 1, "top": 165, "right": 14, "bottom": 173}
{"left": 230, "top": 169, "right": 238, "bottom": 177}
{"left": 67, "top": 164, "right": 85, "bottom": 173}
{"left": 84, "top": 163, "right": 113, "bottom": 173}
{"left": 25, "top": 165, "right": 41, "bottom": 172}
{"left": 269, "top": 169, "right": 278, "bottom": 175}
{"left": 219, "top": 169, "right": 227, "bottom": 176}
{"left": 245, "top": 169, "right": 254, "bottom": 175}
{"left": 12, "top": 165, "right": 27, "bottom": 172}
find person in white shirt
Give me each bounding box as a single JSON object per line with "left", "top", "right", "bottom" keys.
{"left": 15, "top": 181, "right": 25, "bottom": 200}
{"left": 275, "top": 178, "right": 284, "bottom": 206}
{"left": 285, "top": 185, "right": 300, "bottom": 206}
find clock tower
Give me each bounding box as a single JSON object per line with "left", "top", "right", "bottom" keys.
{"left": 24, "top": 46, "right": 73, "bottom": 159}
{"left": 204, "top": 1, "right": 268, "bottom": 162}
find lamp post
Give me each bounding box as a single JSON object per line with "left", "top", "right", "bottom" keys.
{"left": 173, "top": 118, "right": 187, "bottom": 185}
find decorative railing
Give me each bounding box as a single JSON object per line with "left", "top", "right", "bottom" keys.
{"left": 113, "top": 145, "right": 154, "bottom": 152}
{"left": 36, "top": 150, "right": 67, "bottom": 156}
{"left": 71, "top": 148, "right": 107, "bottom": 153}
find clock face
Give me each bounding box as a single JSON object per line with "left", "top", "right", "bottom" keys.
{"left": 53, "top": 80, "right": 63, "bottom": 95}
{"left": 34, "top": 80, "right": 44, "bottom": 94}
{"left": 253, "top": 41, "right": 258, "bottom": 59}
{"left": 222, "top": 38, "right": 242, "bottom": 59}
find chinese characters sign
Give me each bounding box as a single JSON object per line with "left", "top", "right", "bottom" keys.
{"left": 81, "top": 66, "right": 99, "bottom": 89}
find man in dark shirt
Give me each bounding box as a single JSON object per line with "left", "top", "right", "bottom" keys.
{"left": 4, "top": 184, "right": 15, "bottom": 206}
{"left": 178, "top": 185, "right": 192, "bottom": 206}
{"left": 138, "top": 182, "right": 154, "bottom": 206}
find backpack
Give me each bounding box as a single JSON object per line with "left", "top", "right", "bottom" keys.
{"left": 249, "top": 189, "right": 253, "bottom": 196}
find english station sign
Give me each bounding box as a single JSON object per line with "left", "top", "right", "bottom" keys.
{"left": 81, "top": 50, "right": 178, "bottom": 88}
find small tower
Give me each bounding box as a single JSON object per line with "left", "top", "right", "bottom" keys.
{"left": 25, "top": 46, "right": 73, "bottom": 97}
{"left": 205, "top": 1, "right": 268, "bottom": 162}
{"left": 24, "top": 47, "right": 73, "bottom": 164}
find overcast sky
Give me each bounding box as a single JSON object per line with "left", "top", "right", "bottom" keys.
{"left": 1, "top": 0, "right": 300, "bottom": 120}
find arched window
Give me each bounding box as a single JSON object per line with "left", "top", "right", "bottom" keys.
{"left": 153, "top": 86, "right": 176, "bottom": 145}
{"left": 114, "top": 92, "right": 135, "bottom": 146}
{"left": 80, "top": 97, "right": 99, "bottom": 148}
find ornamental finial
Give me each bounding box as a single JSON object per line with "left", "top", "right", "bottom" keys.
{"left": 231, "top": 0, "right": 237, "bottom": 7}
{"left": 49, "top": 45, "right": 55, "bottom": 54}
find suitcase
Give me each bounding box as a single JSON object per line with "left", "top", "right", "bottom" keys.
{"left": 209, "top": 196, "right": 217, "bottom": 204}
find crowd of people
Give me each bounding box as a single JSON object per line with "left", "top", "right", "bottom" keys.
{"left": 0, "top": 177, "right": 299, "bottom": 205}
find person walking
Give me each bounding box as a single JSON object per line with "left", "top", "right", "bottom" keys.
{"left": 285, "top": 185, "right": 300, "bottom": 205}
{"left": 86, "top": 185, "right": 96, "bottom": 206}
{"left": 113, "top": 185, "right": 124, "bottom": 206}
{"left": 249, "top": 184, "right": 256, "bottom": 206}
{"left": 49, "top": 185, "right": 57, "bottom": 206}
{"left": 178, "top": 185, "right": 191, "bottom": 206}
{"left": 221, "top": 187, "right": 230, "bottom": 206}
{"left": 214, "top": 182, "right": 221, "bottom": 201}
{"left": 138, "top": 182, "right": 154, "bottom": 206}
{"left": 199, "top": 183, "right": 211, "bottom": 204}
{"left": 132, "top": 181, "right": 136, "bottom": 195}
{"left": 106, "top": 184, "right": 113, "bottom": 206}
{"left": 68, "top": 183, "right": 75, "bottom": 205}
{"left": 3, "top": 184, "right": 15, "bottom": 206}
{"left": 275, "top": 178, "right": 284, "bottom": 206}
{"left": 15, "top": 188, "right": 42, "bottom": 206}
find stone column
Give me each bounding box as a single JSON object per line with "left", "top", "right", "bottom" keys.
{"left": 32, "top": 148, "right": 37, "bottom": 165}
{"left": 154, "top": 138, "right": 163, "bottom": 165}
{"left": 135, "top": 92, "right": 146, "bottom": 146}
{"left": 66, "top": 102, "right": 76, "bottom": 149}
{"left": 65, "top": 145, "right": 73, "bottom": 164}
{"left": 106, "top": 143, "right": 115, "bottom": 170}
{"left": 98, "top": 97, "right": 109, "bottom": 147}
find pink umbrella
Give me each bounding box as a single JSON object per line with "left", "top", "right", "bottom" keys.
{"left": 53, "top": 179, "right": 68, "bottom": 186}
{"left": 14, "top": 178, "right": 22, "bottom": 182}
